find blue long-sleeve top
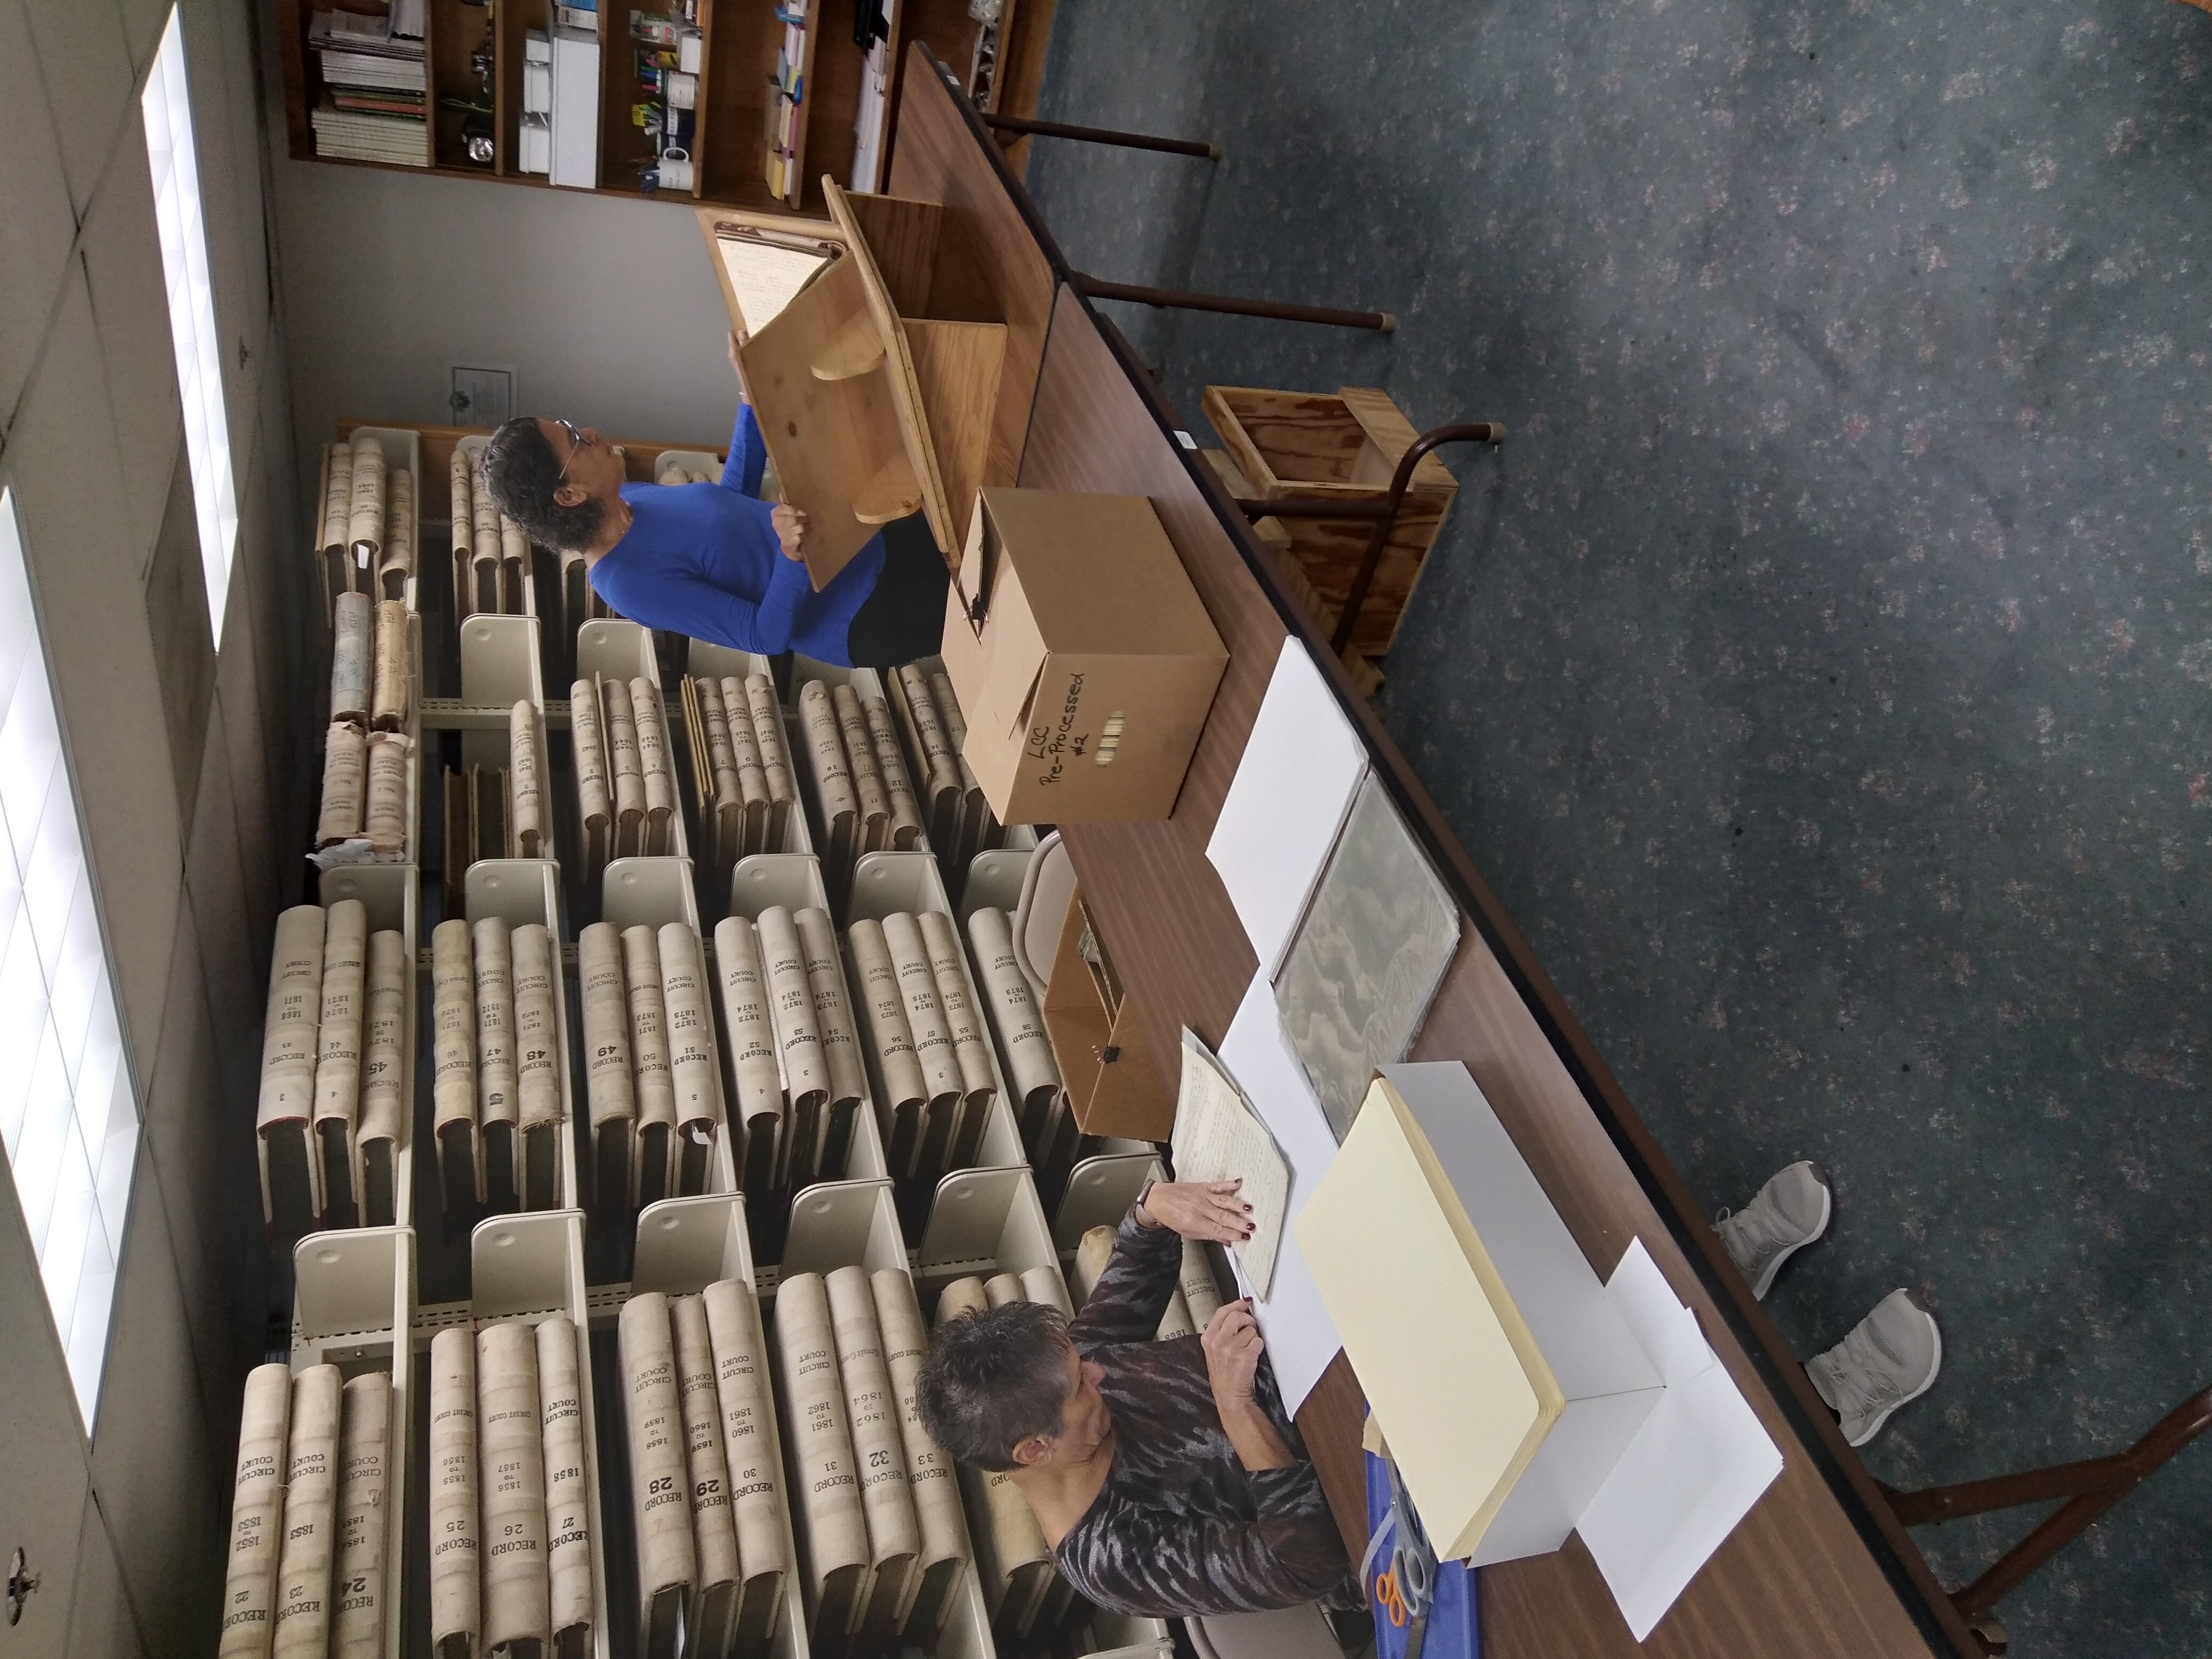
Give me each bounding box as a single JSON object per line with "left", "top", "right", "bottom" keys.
{"left": 585, "top": 404, "right": 885, "bottom": 665}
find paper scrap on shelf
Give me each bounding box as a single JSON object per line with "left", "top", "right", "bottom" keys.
{"left": 1574, "top": 1239, "right": 1783, "bottom": 1641}
{"left": 1205, "top": 638, "right": 1368, "bottom": 976}
{"left": 1172, "top": 1028, "right": 1292, "bottom": 1300}
{"left": 1214, "top": 969, "right": 1347, "bottom": 1414}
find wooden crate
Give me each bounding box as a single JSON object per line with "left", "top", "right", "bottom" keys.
{"left": 1201, "top": 386, "right": 1459, "bottom": 660}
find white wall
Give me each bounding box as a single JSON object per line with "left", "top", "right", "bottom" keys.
{"left": 271, "top": 158, "right": 747, "bottom": 468}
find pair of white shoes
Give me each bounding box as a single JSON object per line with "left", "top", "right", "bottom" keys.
{"left": 1715, "top": 1161, "right": 1942, "bottom": 1448}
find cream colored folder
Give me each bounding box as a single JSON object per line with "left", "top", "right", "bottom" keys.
{"left": 1293, "top": 1075, "right": 1564, "bottom": 1561}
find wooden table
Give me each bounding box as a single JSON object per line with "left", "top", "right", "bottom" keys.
{"left": 887, "top": 44, "right": 1975, "bottom": 1659}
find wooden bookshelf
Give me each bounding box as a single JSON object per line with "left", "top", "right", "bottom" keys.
{"left": 273, "top": 0, "right": 1055, "bottom": 213}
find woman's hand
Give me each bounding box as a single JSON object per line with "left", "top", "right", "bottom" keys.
{"left": 1136, "top": 1178, "right": 1252, "bottom": 1244}
{"left": 1201, "top": 1300, "right": 1265, "bottom": 1403}
{"left": 771, "top": 504, "right": 808, "bottom": 562}
{"left": 727, "top": 329, "right": 753, "bottom": 403}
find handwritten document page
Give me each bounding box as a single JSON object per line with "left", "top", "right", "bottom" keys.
{"left": 1172, "top": 1028, "right": 1292, "bottom": 1300}
{"left": 716, "top": 229, "right": 839, "bottom": 336}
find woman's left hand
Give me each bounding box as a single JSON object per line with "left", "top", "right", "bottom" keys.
{"left": 772, "top": 504, "right": 808, "bottom": 562}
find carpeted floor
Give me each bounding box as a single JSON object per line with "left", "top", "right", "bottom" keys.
{"left": 1021, "top": 1, "right": 2212, "bottom": 1652}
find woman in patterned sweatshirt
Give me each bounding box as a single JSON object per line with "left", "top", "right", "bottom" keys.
{"left": 915, "top": 1179, "right": 1357, "bottom": 1617}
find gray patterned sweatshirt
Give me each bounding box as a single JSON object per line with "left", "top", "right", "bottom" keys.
{"left": 1052, "top": 1205, "right": 1357, "bottom": 1617}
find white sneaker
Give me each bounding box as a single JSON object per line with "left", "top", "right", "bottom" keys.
{"left": 1715, "top": 1160, "right": 1832, "bottom": 1300}
{"left": 1806, "top": 1288, "right": 1943, "bottom": 1447}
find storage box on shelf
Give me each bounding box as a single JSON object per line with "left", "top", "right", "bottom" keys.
{"left": 466, "top": 859, "right": 583, "bottom": 1216}
{"left": 461, "top": 1206, "right": 616, "bottom": 1658}
{"left": 439, "top": 612, "right": 556, "bottom": 898}
{"left": 287, "top": 1224, "right": 417, "bottom": 1659}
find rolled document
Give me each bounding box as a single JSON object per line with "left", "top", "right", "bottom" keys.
{"left": 920, "top": 909, "right": 995, "bottom": 1161}
{"left": 622, "top": 924, "right": 677, "bottom": 1206}
{"left": 431, "top": 918, "right": 481, "bottom": 1209}
{"left": 659, "top": 923, "right": 719, "bottom": 1196}
{"left": 827, "top": 1266, "right": 920, "bottom": 1640}
{"left": 429, "top": 1328, "right": 481, "bottom": 1658}
{"left": 479, "top": 1322, "right": 551, "bottom": 1653}
{"left": 348, "top": 431, "right": 386, "bottom": 567}
{"left": 702, "top": 1277, "right": 788, "bottom": 1652}
{"left": 220, "top": 1362, "right": 294, "bottom": 1657}
{"left": 509, "top": 700, "right": 546, "bottom": 857}
{"left": 862, "top": 696, "right": 925, "bottom": 848}
{"left": 936, "top": 1277, "right": 1053, "bottom": 1635}
{"left": 257, "top": 906, "right": 325, "bottom": 1226}
{"left": 831, "top": 682, "right": 891, "bottom": 851}
{"left": 358, "top": 929, "right": 407, "bottom": 1226}
{"left": 363, "top": 731, "right": 409, "bottom": 856}
{"left": 795, "top": 907, "right": 865, "bottom": 1179}
{"left": 571, "top": 679, "right": 611, "bottom": 870}
{"left": 756, "top": 906, "right": 826, "bottom": 1185}
{"left": 620, "top": 1294, "right": 698, "bottom": 1650}
{"left": 714, "top": 915, "right": 784, "bottom": 1194}
{"left": 965, "top": 907, "right": 1061, "bottom": 1146}
{"left": 312, "top": 899, "right": 367, "bottom": 1218}
{"left": 370, "top": 599, "right": 409, "bottom": 729}
{"left": 602, "top": 678, "right": 646, "bottom": 857}
{"left": 882, "top": 912, "right": 962, "bottom": 1170}
{"left": 379, "top": 468, "right": 414, "bottom": 597}
{"left": 331, "top": 591, "right": 372, "bottom": 725}
{"left": 272, "top": 1364, "right": 343, "bottom": 1657}
{"left": 536, "top": 1316, "right": 595, "bottom": 1658}
{"left": 579, "top": 923, "right": 635, "bottom": 1214}
{"left": 673, "top": 1295, "right": 742, "bottom": 1658}
{"left": 322, "top": 441, "right": 354, "bottom": 558}
{"left": 331, "top": 1372, "right": 392, "bottom": 1658}
{"left": 631, "top": 677, "right": 675, "bottom": 853}
{"left": 742, "top": 676, "right": 795, "bottom": 849}
{"left": 1180, "top": 1241, "right": 1225, "bottom": 1329}
{"left": 847, "top": 918, "right": 925, "bottom": 1174}
{"left": 316, "top": 722, "right": 366, "bottom": 847}
{"left": 871, "top": 1270, "right": 967, "bottom": 1641}
{"left": 772, "top": 1272, "right": 868, "bottom": 1644}
{"left": 1070, "top": 1226, "right": 1115, "bottom": 1306}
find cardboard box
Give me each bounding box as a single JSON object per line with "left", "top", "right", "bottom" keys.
{"left": 942, "top": 489, "right": 1228, "bottom": 824}
{"left": 1041, "top": 887, "right": 1175, "bottom": 1140}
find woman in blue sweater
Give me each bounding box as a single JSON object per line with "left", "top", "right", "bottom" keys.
{"left": 479, "top": 334, "right": 946, "bottom": 668}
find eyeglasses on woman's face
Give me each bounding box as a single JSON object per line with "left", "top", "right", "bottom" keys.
{"left": 555, "top": 418, "right": 596, "bottom": 482}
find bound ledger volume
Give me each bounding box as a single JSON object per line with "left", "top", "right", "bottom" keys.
{"left": 713, "top": 904, "right": 863, "bottom": 1195}
{"left": 793, "top": 674, "right": 926, "bottom": 889}
{"left": 679, "top": 671, "right": 799, "bottom": 888}
{"left": 256, "top": 901, "right": 408, "bottom": 1233}
{"left": 622, "top": 1287, "right": 789, "bottom": 1658}
{"left": 570, "top": 674, "right": 682, "bottom": 884}
{"left": 579, "top": 919, "right": 726, "bottom": 1216}
{"left": 430, "top": 916, "right": 566, "bottom": 1219}
{"left": 846, "top": 908, "right": 996, "bottom": 1180}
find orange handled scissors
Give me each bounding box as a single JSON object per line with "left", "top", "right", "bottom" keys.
{"left": 1375, "top": 1568, "right": 1410, "bottom": 1627}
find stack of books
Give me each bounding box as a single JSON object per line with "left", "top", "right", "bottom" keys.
{"left": 764, "top": 1, "right": 807, "bottom": 203}
{"left": 308, "top": 8, "right": 428, "bottom": 166}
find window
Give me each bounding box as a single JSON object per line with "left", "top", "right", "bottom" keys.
{"left": 141, "top": 6, "right": 238, "bottom": 645}
{"left": 0, "top": 492, "right": 138, "bottom": 1428}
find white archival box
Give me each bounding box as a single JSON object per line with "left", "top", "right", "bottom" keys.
{"left": 1378, "top": 1062, "right": 1666, "bottom": 1565}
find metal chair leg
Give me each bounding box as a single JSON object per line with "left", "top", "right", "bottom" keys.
{"left": 1882, "top": 1387, "right": 2211, "bottom": 1637}
{"left": 981, "top": 112, "right": 1219, "bottom": 160}
{"left": 1231, "top": 422, "right": 1505, "bottom": 655}
{"left": 1073, "top": 274, "right": 1397, "bottom": 334}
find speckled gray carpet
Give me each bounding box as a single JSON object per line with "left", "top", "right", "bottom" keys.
{"left": 1023, "top": 1, "right": 2212, "bottom": 1652}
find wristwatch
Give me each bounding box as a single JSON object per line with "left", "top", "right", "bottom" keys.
{"left": 1134, "top": 1178, "right": 1160, "bottom": 1227}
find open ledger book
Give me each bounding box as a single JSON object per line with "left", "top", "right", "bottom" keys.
{"left": 708, "top": 220, "right": 842, "bottom": 338}
{"left": 1171, "top": 1029, "right": 1292, "bottom": 1300}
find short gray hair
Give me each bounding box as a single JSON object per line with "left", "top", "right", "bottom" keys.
{"left": 915, "top": 1300, "right": 1071, "bottom": 1471}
